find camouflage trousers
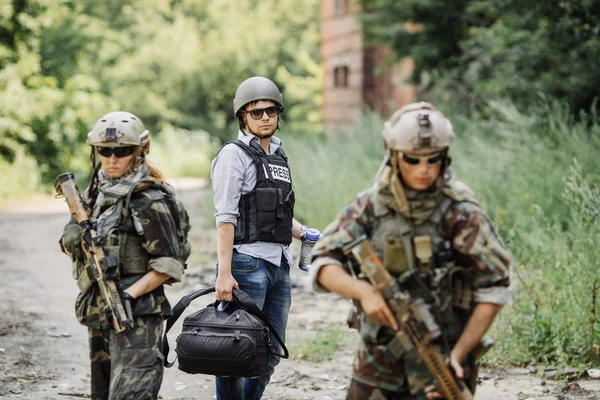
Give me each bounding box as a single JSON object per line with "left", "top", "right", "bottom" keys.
{"left": 347, "top": 365, "right": 478, "bottom": 400}
{"left": 346, "top": 379, "right": 429, "bottom": 400}
{"left": 88, "top": 315, "right": 165, "bottom": 400}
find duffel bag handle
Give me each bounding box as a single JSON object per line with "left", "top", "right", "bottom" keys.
{"left": 162, "top": 286, "right": 289, "bottom": 368}
{"left": 162, "top": 286, "right": 216, "bottom": 368}
{"left": 230, "top": 288, "right": 289, "bottom": 359}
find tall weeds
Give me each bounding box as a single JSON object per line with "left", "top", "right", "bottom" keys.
{"left": 285, "top": 101, "right": 600, "bottom": 367}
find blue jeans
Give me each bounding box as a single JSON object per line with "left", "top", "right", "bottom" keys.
{"left": 215, "top": 252, "right": 291, "bottom": 400}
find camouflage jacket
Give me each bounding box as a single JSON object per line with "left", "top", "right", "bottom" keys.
{"left": 65, "top": 186, "right": 185, "bottom": 330}
{"left": 309, "top": 179, "right": 511, "bottom": 393}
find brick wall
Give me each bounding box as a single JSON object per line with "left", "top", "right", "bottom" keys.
{"left": 321, "top": 0, "right": 415, "bottom": 132}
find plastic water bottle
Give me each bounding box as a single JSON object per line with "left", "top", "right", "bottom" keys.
{"left": 298, "top": 227, "right": 320, "bottom": 271}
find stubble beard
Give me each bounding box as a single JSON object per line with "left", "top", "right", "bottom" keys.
{"left": 248, "top": 126, "right": 276, "bottom": 139}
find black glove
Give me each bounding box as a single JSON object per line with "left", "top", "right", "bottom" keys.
{"left": 62, "top": 224, "right": 84, "bottom": 261}
{"left": 119, "top": 291, "right": 136, "bottom": 324}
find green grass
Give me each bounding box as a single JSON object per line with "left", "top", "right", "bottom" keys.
{"left": 287, "top": 324, "right": 358, "bottom": 362}
{"left": 282, "top": 111, "right": 385, "bottom": 228}
{"left": 149, "top": 125, "right": 220, "bottom": 179}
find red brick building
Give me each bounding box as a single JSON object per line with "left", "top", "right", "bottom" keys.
{"left": 321, "top": 0, "right": 416, "bottom": 132}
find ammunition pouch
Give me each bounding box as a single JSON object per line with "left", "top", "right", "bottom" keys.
{"left": 103, "top": 225, "right": 150, "bottom": 278}
{"left": 384, "top": 237, "right": 410, "bottom": 275}
{"left": 76, "top": 267, "right": 94, "bottom": 294}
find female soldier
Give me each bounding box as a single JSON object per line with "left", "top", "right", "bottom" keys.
{"left": 60, "top": 111, "right": 190, "bottom": 400}
{"left": 310, "top": 102, "right": 511, "bottom": 399}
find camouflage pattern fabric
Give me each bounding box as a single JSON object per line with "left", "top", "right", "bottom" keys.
{"left": 68, "top": 184, "right": 183, "bottom": 329}
{"left": 347, "top": 379, "right": 427, "bottom": 400}
{"left": 89, "top": 315, "right": 164, "bottom": 400}
{"left": 311, "top": 178, "right": 511, "bottom": 395}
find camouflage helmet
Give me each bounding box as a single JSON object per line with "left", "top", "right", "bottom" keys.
{"left": 87, "top": 111, "right": 149, "bottom": 154}
{"left": 383, "top": 102, "right": 454, "bottom": 154}
{"left": 233, "top": 76, "right": 284, "bottom": 116}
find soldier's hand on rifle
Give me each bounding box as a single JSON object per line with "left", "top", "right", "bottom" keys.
{"left": 448, "top": 349, "right": 465, "bottom": 379}
{"left": 358, "top": 284, "right": 398, "bottom": 331}
{"left": 423, "top": 351, "right": 467, "bottom": 399}
{"left": 62, "top": 223, "right": 84, "bottom": 261}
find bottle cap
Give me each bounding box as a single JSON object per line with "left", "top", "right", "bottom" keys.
{"left": 303, "top": 228, "right": 320, "bottom": 241}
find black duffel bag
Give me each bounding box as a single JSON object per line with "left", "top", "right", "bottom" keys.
{"left": 162, "top": 287, "right": 288, "bottom": 377}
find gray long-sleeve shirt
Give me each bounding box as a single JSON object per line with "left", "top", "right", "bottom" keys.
{"left": 210, "top": 130, "right": 292, "bottom": 267}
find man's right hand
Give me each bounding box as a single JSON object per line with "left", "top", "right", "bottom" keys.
{"left": 358, "top": 285, "right": 399, "bottom": 331}
{"left": 215, "top": 272, "right": 239, "bottom": 302}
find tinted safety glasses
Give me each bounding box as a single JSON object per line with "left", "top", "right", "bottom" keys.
{"left": 401, "top": 153, "right": 444, "bottom": 166}
{"left": 97, "top": 146, "right": 136, "bottom": 158}
{"left": 246, "top": 106, "right": 281, "bottom": 120}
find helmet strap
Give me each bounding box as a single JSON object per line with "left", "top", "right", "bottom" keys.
{"left": 89, "top": 146, "right": 96, "bottom": 169}
{"left": 389, "top": 150, "right": 410, "bottom": 216}
{"left": 132, "top": 145, "right": 148, "bottom": 167}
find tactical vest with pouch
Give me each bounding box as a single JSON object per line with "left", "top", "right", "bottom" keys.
{"left": 357, "top": 183, "right": 477, "bottom": 348}
{"left": 77, "top": 180, "right": 190, "bottom": 283}
{"left": 229, "top": 140, "right": 295, "bottom": 245}
{"left": 73, "top": 180, "right": 191, "bottom": 324}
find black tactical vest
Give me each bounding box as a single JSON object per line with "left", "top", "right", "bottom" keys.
{"left": 230, "top": 140, "right": 295, "bottom": 245}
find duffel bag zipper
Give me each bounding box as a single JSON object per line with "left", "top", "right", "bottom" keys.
{"left": 178, "top": 331, "right": 267, "bottom": 347}
{"left": 182, "top": 323, "right": 266, "bottom": 331}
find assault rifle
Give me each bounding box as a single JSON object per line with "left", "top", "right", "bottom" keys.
{"left": 343, "top": 234, "right": 473, "bottom": 400}
{"left": 55, "top": 172, "right": 132, "bottom": 333}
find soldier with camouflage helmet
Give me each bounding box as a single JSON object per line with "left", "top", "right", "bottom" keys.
{"left": 211, "top": 76, "right": 319, "bottom": 400}
{"left": 310, "top": 102, "right": 511, "bottom": 399}
{"left": 59, "top": 111, "right": 191, "bottom": 400}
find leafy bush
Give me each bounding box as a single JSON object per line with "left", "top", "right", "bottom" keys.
{"left": 150, "top": 125, "right": 220, "bottom": 179}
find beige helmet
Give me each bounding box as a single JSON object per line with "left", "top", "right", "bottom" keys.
{"left": 383, "top": 102, "right": 454, "bottom": 154}
{"left": 376, "top": 102, "right": 454, "bottom": 216}
{"left": 87, "top": 111, "right": 150, "bottom": 155}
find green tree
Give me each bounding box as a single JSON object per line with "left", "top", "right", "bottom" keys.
{"left": 0, "top": 0, "right": 322, "bottom": 187}
{"left": 358, "top": 0, "right": 600, "bottom": 115}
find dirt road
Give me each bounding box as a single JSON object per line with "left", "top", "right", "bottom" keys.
{"left": 1, "top": 187, "right": 599, "bottom": 400}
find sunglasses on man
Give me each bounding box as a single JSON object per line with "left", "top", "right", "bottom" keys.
{"left": 245, "top": 106, "right": 281, "bottom": 120}
{"left": 401, "top": 153, "right": 444, "bottom": 166}
{"left": 97, "top": 146, "right": 136, "bottom": 158}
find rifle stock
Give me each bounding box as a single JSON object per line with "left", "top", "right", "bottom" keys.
{"left": 344, "top": 234, "right": 473, "bottom": 400}
{"left": 55, "top": 173, "right": 132, "bottom": 333}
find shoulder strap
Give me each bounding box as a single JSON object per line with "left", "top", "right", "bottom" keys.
{"left": 230, "top": 139, "right": 263, "bottom": 157}
{"left": 230, "top": 140, "right": 276, "bottom": 182}
{"left": 161, "top": 287, "right": 289, "bottom": 368}
{"left": 394, "top": 212, "right": 416, "bottom": 272}
{"left": 274, "top": 145, "right": 288, "bottom": 161}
